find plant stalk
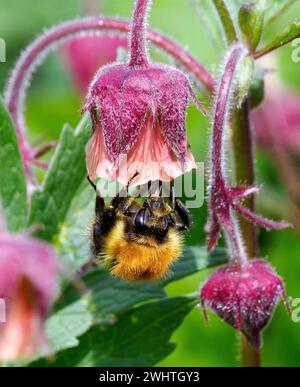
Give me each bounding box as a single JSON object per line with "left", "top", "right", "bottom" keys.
{"left": 232, "top": 98, "right": 260, "bottom": 367}
{"left": 129, "top": 0, "right": 150, "bottom": 67}
{"left": 241, "top": 334, "right": 260, "bottom": 367}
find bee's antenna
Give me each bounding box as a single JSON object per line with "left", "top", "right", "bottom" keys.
{"left": 87, "top": 175, "right": 97, "bottom": 192}
{"left": 127, "top": 171, "right": 139, "bottom": 189}
{"left": 158, "top": 180, "right": 163, "bottom": 197}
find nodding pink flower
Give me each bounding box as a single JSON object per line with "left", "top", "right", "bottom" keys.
{"left": 200, "top": 259, "right": 288, "bottom": 348}
{"left": 83, "top": 63, "right": 204, "bottom": 186}
{"left": 83, "top": 0, "right": 205, "bottom": 186}
{"left": 64, "top": 34, "right": 128, "bottom": 94}
{"left": 252, "top": 87, "right": 300, "bottom": 154}
{"left": 0, "top": 233, "right": 59, "bottom": 361}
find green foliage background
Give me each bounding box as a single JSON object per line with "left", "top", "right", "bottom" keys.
{"left": 1, "top": 0, "right": 300, "bottom": 366}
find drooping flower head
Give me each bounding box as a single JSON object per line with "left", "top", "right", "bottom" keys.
{"left": 0, "top": 232, "right": 59, "bottom": 361}
{"left": 200, "top": 259, "right": 288, "bottom": 348}
{"left": 83, "top": 0, "right": 205, "bottom": 186}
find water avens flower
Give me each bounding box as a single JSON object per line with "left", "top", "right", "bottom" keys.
{"left": 0, "top": 233, "right": 59, "bottom": 361}
{"left": 200, "top": 259, "right": 288, "bottom": 348}
{"left": 84, "top": 0, "right": 205, "bottom": 186}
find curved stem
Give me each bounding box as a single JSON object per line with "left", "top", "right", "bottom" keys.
{"left": 4, "top": 16, "right": 215, "bottom": 181}
{"left": 129, "top": 0, "right": 150, "bottom": 67}
{"left": 211, "top": 46, "right": 244, "bottom": 182}
{"left": 209, "top": 45, "right": 248, "bottom": 265}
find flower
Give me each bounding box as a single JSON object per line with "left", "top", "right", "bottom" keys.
{"left": 64, "top": 34, "right": 128, "bottom": 94}
{"left": 200, "top": 259, "right": 288, "bottom": 348}
{"left": 0, "top": 233, "right": 59, "bottom": 361}
{"left": 84, "top": 62, "right": 204, "bottom": 186}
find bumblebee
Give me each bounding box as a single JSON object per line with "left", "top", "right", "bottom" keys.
{"left": 88, "top": 178, "right": 191, "bottom": 281}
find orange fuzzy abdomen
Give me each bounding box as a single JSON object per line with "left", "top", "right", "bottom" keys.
{"left": 100, "top": 221, "right": 183, "bottom": 281}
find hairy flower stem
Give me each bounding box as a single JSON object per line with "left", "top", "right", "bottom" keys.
{"left": 209, "top": 45, "right": 248, "bottom": 266}
{"left": 129, "top": 0, "right": 151, "bottom": 67}
{"left": 5, "top": 17, "right": 215, "bottom": 183}
{"left": 241, "top": 334, "right": 260, "bottom": 367}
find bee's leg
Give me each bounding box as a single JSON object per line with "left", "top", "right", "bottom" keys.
{"left": 87, "top": 176, "right": 105, "bottom": 216}
{"left": 174, "top": 198, "right": 191, "bottom": 229}
{"left": 87, "top": 175, "right": 97, "bottom": 192}
{"left": 169, "top": 185, "right": 191, "bottom": 231}
{"left": 147, "top": 180, "right": 163, "bottom": 197}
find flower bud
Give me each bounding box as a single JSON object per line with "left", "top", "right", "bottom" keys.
{"left": 0, "top": 233, "right": 59, "bottom": 361}
{"left": 200, "top": 259, "right": 287, "bottom": 348}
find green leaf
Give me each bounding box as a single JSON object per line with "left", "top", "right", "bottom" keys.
{"left": 0, "top": 99, "right": 27, "bottom": 232}
{"left": 238, "top": 1, "right": 266, "bottom": 51}
{"left": 37, "top": 246, "right": 226, "bottom": 359}
{"left": 255, "top": 18, "right": 300, "bottom": 58}
{"left": 45, "top": 296, "right": 93, "bottom": 353}
{"left": 265, "top": 0, "right": 297, "bottom": 25}
{"left": 28, "top": 115, "right": 90, "bottom": 241}
{"left": 213, "top": 0, "right": 238, "bottom": 44}
{"left": 54, "top": 181, "right": 94, "bottom": 272}
{"left": 54, "top": 246, "right": 228, "bottom": 319}
{"left": 236, "top": 55, "right": 255, "bottom": 107}
{"left": 32, "top": 296, "right": 197, "bottom": 367}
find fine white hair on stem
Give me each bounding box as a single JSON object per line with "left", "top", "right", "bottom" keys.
{"left": 128, "top": 0, "right": 153, "bottom": 67}
{"left": 208, "top": 43, "right": 249, "bottom": 263}
{"left": 208, "top": 43, "right": 247, "bottom": 188}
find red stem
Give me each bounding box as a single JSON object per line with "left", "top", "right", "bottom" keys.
{"left": 211, "top": 46, "right": 244, "bottom": 183}
{"left": 209, "top": 45, "right": 248, "bottom": 266}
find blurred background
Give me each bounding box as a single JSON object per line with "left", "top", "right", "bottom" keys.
{"left": 1, "top": 0, "right": 300, "bottom": 366}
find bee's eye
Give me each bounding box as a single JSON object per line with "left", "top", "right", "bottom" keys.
{"left": 134, "top": 209, "right": 147, "bottom": 232}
